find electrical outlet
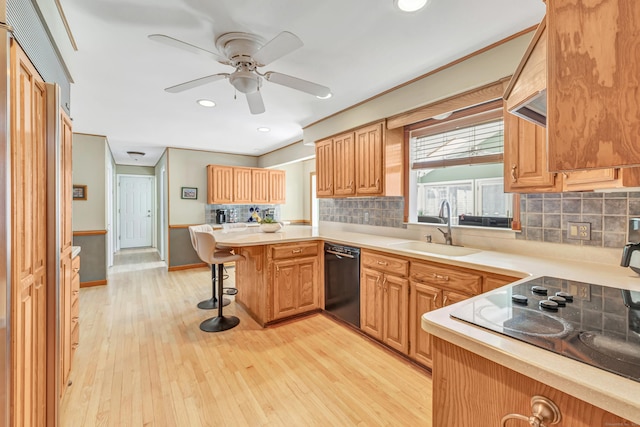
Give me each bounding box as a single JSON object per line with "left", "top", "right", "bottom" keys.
{"left": 567, "top": 222, "right": 591, "bottom": 240}
{"left": 364, "top": 212, "right": 369, "bottom": 223}
{"left": 568, "top": 281, "right": 591, "bottom": 301}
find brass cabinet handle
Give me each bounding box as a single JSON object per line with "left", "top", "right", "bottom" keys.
{"left": 348, "top": 180, "right": 353, "bottom": 189}
{"left": 292, "top": 248, "right": 302, "bottom": 254}
{"left": 376, "top": 260, "right": 388, "bottom": 266}
{"left": 432, "top": 293, "right": 438, "bottom": 306}
{"left": 442, "top": 295, "right": 448, "bottom": 306}
{"left": 72, "top": 267, "right": 79, "bottom": 273}
{"left": 501, "top": 395, "right": 562, "bottom": 427}
{"left": 431, "top": 273, "right": 449, "bottom": 281}
{"left": 375, "top": 178, "right": 380, "bottom": 188}
{"left": 510, "top": 164, "right": 518, "bottom": 183}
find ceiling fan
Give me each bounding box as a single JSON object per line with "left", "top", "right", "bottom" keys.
{"left": 149, "top": 31, "right": 331, "bottom": 114}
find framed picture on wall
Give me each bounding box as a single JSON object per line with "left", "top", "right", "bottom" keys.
{"left": 181, "top": 187, "right": 198, "bottom": 200}
{"left": 73, "top": 185, "right": 87, "bottom": 200}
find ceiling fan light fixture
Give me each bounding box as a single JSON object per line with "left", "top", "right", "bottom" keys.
{"left": 229, "top": 69, "right": 259, "bottom": 94}
{"left": 127, "top": 151, "right": 145, "bottom": 161}
{"left": 394, "top": 0, "right": 428, "bottom": 12}
{"left": 197, "top": 99, "right": 216, "bottom": 107}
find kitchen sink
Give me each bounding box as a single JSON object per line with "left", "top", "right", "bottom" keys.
{"left": 388, "top": 241, "right": 480, "bottom": 257}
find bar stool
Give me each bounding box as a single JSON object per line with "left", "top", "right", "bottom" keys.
{"left": 188, "top": 224, "right": 230, "bottom": 309}
{"left": 193, "top": 231, "right": 244, "bottom": 332}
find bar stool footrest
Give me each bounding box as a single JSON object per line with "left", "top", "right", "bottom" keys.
{"left": 197, "top": 297, "right": 230, "bottom": 310}
{"left": 223, "top": 287, "right": 238, "bottom": 296}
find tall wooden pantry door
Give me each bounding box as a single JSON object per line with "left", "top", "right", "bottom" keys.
{"left": 10, "top": 39, "right": 48, "bottom": 427}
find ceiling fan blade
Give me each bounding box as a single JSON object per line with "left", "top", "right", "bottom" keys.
{"left": 246, "top": 91, "right": 266, "bottom": 115}
{"left": 165, "top": 73, "right": 228, "bottom": 93}
{"left": 148, "top": 34, "right": 230, "bottom": 64}
{"left": 265, "top": 72, "right": 331, "bottom": 98}
{"left": 253, "top": 31, "right": 303, "bottom": 66}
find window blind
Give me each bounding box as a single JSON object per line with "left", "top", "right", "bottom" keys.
{"left": 411, "top": 111, "right": 504, "bottom": 169}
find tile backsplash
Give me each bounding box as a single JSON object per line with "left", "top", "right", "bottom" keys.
{"left": 518, "top": 192, "right": 640, "bottom": 248}
{"left": 205, "top": 204, "right": 281, "bottom": 224}
{"left": 320, "top": 192, "right": 638, "bottom": 249}
{"left": 319, "top": 197, "right": 405, "bottom": 228}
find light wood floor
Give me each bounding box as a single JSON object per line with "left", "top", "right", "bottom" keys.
{"left": 60, "top": 248, "right": 432, "bottom": 426}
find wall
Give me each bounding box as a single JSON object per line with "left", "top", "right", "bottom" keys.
{"left": 302, "top": 32, "right": 533, "bottom": 145}
{"left": 72, "top": 133, "right": 108, "bottom": 284}
{"left": 72, "top": 134, "right": 106, "bottom": 230}
{"left": 116, "top": 165, "right": 155, "bottom": 175}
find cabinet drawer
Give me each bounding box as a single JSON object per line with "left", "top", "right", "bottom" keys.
{"left": 271, "top": 242, "right": 318, "bottom": 260}
{"left": 410, "top": 262, "right": 482, "bottom": 296}
{"left": 362, "top": 251, "right": 409, "bottom": 277}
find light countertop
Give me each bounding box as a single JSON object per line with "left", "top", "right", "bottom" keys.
{"left": 214, "top": 225, "right": 640, "bottom": 422}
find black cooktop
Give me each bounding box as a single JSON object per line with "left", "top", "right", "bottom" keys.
{"left": 451, "top": 276, "right": 640, "bottom": 382}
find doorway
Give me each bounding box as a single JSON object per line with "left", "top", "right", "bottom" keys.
{"left": 118, "top": 175, "right": 154, "bottom": 249}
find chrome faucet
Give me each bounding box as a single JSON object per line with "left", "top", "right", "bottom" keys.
{"left": 438, "top": 200, "right": 453, "bottom": 245}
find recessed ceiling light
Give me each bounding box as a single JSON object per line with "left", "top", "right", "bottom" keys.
{"left": 317, "top": 92, "right": 332, "bottom": 100}
{"left": 197, "top": 99, "right": 216, "bottom": 107}
{"left": 394, "top": 0, "right": 428, "bottom": 12}
{"left": 257, "top": 127, "right": 270, "bottom": 132}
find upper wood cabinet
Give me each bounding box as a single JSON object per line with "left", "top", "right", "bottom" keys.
{"left": 315, "top": 120, "right": 403, "bottom": 198}
{"left": 268, "top": 169, "right": 286, "bottom": 204}
{"left": 315, "top": 139, "right": 334, "bottom": 197}
{"left": 252, "top": 168, "right": 270, "bottom": 204}
{"left": 503, "top": 110, "right": 562, "bottom": 193}
{"left": 333, "top": 132, "right": 356, "bottom": 196}
{"left": 548, "top": 0, "right": 640, "bottom": 171}
{"left": 207, "top": 165, "right": 233, "bottom": 203}
{"left": 207, "top": 165, "right": 286, "bottom": 204}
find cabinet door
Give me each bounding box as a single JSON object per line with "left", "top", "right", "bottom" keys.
{"left": 272, "top": 257, "right": 318, "bottom": 321}
{"left": 315, "top": 139, "right": 334, "bottom": 197}
{"left": 333, "top": 132, "right": 356, "bottom": 196}
{"left": 252, "top": 168, "right": 270, "bottom": 204}
{"left": 504, "top": 112, "right": 562, "bottom": 193}
{"left": 295, "top": 257, "right": 318, "bottom": 312}
{"left": 355, "top": 122, "right": 384, "bottom": 195}
{"left": 409, "top": 282, "right": 441, "bottom": 368}
{"left": 548, "top": 0, "right": 640, "bottom": 171}
{"left": 272, "top": 259, "right": 298, "bottom": 320}
{"left": 59, "top": 254, "right": 72, "bottom": 396}
{"left": 234, "top": 167, "right": 253, "bottom": 203}
{"left": 383, "top": 274, "right": 409, "bottom": 354}
{"left": 207, "top": 165, "right": 233, "bottom": 203}
{"left": 442, "top": 290, "right": 469, "bottom": 307}
{"left": 268, "top": 169, "right": 286, "bottom": 204}
{"left": 10, "top": 40, "right": 48, "bottom": 427}
{"left": 360, "top": 267, "right": 384, "bottom": 340}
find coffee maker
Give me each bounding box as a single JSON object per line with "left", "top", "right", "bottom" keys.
{"left": 621, "top": 218, "right": 640, "bottom": 273}
{"left": 215, "top": 209, "right": 228, "bottom": 224}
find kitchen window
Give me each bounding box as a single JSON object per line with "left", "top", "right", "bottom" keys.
{"left": 408, "top": 100, "right": 513, "bottom": 228}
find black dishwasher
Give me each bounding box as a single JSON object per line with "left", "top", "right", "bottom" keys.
{"left": 324, "top": 242, "right": 360, "bottom": 327}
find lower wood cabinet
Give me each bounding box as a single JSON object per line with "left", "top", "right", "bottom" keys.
{"left": 432, "top": 337, "right": 630, "bottom": 426}
{"left": 271, "top": 256, "right": 319, "bottom": 321}
{"left": 360, "top": 250, "right": 409, "bottom": 354}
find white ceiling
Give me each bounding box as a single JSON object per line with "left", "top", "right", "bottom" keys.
{"left": 61, "top": 0, "right": 545, "bottom": 167}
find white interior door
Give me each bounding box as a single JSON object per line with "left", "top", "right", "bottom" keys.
{"left": 119, "top": 175, "right": 154, "bottom": 248}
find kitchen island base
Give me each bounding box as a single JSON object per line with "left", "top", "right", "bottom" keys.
{"left": 432, "top": 337, "right": 631, "bottom": 426}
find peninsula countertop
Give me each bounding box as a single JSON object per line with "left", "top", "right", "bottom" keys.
{"left": 214, "top": 225, "right": 640, "bottom": 423}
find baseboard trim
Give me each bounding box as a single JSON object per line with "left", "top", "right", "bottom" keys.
{"left": 168, "top": 262, "right": 207, "bottom": 271}
{"left": 80, "top": 279, "right": 107, "bottom": 288}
